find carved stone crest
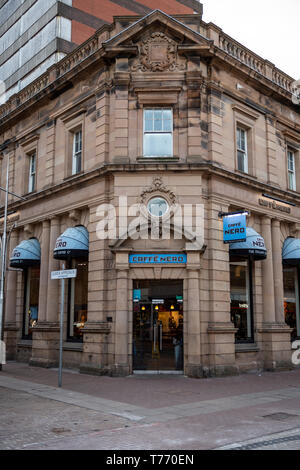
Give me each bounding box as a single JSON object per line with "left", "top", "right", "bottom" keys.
{"left": 132, "top": 32, "right": 185, "bottom": 72}
{"left": 139, "top": 177, "right": 176, "bottom": 205}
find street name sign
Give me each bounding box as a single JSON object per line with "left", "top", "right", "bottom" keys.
{"left": 51, "top": 269, "right": 77, "bottom": 280}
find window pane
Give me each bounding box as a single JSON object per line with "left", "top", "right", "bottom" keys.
{"left": 153, "top": 110, "right": 163, "bottom": 132}
{"left": 144, "top": 110, "right": 153, "bottom": 132}
{"left": 288, "top": 153, "right": 294, "bottom": 171}
{"left": 29, "top": 174, "right": 35, "bottom": 193}
{"left": 69, "top": 260, "right": 88, "bottom": 341}
{"left": 283, "top": 267, "right": 298, "bottom": 341}
{"left": 144, "top": 133, "right": 172, "bottom": 157}
{"left": 289, "top": 171, "right": 295, "bottom": 191}
{"left": 30, "top": 154, "right": 36, "bottom": 173}
{"left": 76, "top": 153, "right": 82, "bottom": 173}
{"left": 237, "top": 150, "right": 246, "bottom": 172}
{"left": 74, "top": 131, "right": 82, "bottom": 154}
{"left": 237, "top": 128, "right": 246, "bottom": 151}
{"left": 162, "top": 110, "right": 172, "bottom": 132}
{"left": 147, "top": 197, "right": 169, "bottom": 217}
{"left": 237, "top": 128, "right": 241, "bottom": 148}
{"left": 230, "top": 262, "right": 253, "bottom": 342}
{"left": 24, "top": 266, "right": 40, "bottom": 338}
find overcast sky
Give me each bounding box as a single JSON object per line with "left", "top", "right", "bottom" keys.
{"left": 202, "top": 0, "right": 300, "bottom": 79}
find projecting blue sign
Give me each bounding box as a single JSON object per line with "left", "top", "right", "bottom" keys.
{"left": 133, "top": 289, "right": 141, "bottom": 301}
{"left": 129, "top": 254, "right": 187, "bottom": 264}
{"left": 223, "top": 214, "right": 247, "bottom": 244}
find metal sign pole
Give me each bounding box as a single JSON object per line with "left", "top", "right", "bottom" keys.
{"left": 58, "top": 262, "right": 65, "bottom": 388}
{"left": 51, "top": 266, "right": 77, "bottom": 387}
{"left": 0, "top": 156, "right": 9, "bottom": 371}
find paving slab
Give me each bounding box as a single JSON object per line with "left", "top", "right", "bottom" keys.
{"left": 1, "top": 362, "right": 300, "bottom": 450}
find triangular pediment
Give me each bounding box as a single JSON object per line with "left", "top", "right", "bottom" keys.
{"left": 110, "top": 221, "right": 206, "bottom": 253}
{"left": 103, "top": 9, "right": 213, "bottom": 63}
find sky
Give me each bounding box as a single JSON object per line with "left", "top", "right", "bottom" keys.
{"left": 202, "top": 0, "right": 300, "bottom": 79}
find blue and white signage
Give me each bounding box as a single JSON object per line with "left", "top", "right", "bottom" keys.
{"left": 133, "top": 289, "right": 141, "bottom": 301}
{"left": 129, "top": 254, "right": 187, "bottom": 265}
{"left": 223, "top": 214, "right": 247, "bottom": 244}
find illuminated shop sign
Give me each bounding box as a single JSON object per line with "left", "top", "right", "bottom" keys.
{"left": 223, "top": 213, "right": 247, "bottom": 244}
{"left": 129, "top": 254, "right": 187, "bottom": 264}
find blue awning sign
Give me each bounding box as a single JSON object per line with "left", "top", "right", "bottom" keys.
{"left": 230, "top": 227, "right": 267, "bottom": 260}
{"left": 283, "top": 238, "right": 300, "bottom": 266}
{"left": 10, "top": 238, "right": 41, "bottom": 268}
{"left": 54, "top": 226, "right": 89, "bottom": 260}
{"left": 223, "top": 214, "right": 247, "bottom": 244}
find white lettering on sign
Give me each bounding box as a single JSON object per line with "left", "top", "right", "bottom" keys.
{"left": 51, "top": 269, "right": 77, "bottom": 280}
{"left": 252, "top": 238, "right": 265, "bottom": 248}
{"left": 55, "top": 239, "right": 67, "bottom": 249}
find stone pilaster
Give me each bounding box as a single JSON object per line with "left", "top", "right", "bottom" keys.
{"left": 260, "top": 217, "right": 293, "bottom": 371}
{"left": 95, "top": 87, "right": 110, "bottom": 165}
{"left": 80, "top": 206, "right": 112, "bottom": 375}
{"left": 30, "top": 217, "right": 60, "bottom": 368}
{"left": 261, "top": 216, "right": 275, "bottom": 323}
{"left": 4, "top": 230, "right": 19, "bottom": 359}
{"left": 45, "top": 120, "right": 56, "bottom": 187}
{"left": 46, "top": 217, "right": 60, "bottom": 323}
{"left": 207, "top": 85, "right": 223, "bottom": 167}
{"left": 185, "top": 263, "right": 202, "bottom": 378}
{"left": 207, "top": 201, "right": 238, "bottom": 377}
{"left": 186, "top": 62, "right": 203, "bottom": 162}
{"left": 111, "top": 267, "right": 130, "bottom": 376}
{"left": 37, "top": 220, "right": 50, "bottom": 323}
{"left": 113, "top": 64, "right": 130, "bottom": 164}
{"left": 265, "top": 117, "right": 279, "bottom": 186}
{"left": 272, "top": 219, "right": 285, "bottom": 323}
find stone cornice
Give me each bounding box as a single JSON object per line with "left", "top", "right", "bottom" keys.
{"left": 3, "top": 161, "right": 300, "bottom": 225}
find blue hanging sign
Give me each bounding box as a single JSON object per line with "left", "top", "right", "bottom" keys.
{"left": 133, "top": 289, "right": 141, "bottom": 301}
{"left": 129, "top": 254, "right": 187, "bottom": 265}
{"left": 223, "top": 214, "right": 247, "bottom": 244}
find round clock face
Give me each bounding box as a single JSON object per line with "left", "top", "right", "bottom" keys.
{"left": 147, "top": 197, "right": 169, "bottom": 218}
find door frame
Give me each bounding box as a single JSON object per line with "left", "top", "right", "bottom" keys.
{"left": 131, "top": 278, "right": 185, "bottom": 374}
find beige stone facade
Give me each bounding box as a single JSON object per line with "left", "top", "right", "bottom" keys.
{"left": 0, "top": 10, "right": 300, "bottom": 378}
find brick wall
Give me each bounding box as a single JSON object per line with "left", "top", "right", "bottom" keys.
{"left": 72, "top": 0, "right": 200, "bottom": 44}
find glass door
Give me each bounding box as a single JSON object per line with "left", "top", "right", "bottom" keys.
{"left": 132, "top": 280, "right": 183, "bottom": 372}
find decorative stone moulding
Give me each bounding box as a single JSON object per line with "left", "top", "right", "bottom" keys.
{"left": 131, "top": 32, "right": 186, "bottom": 72}
{"left": 139, "top": 177, "right": 177, "bottom": 206}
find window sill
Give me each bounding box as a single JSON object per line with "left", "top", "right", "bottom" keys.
{"left": 137, "top": 156, "right": 179, "bottom": 163}
{"left": 24, "top": 190, "right": 37, "bottom": 197}
{"left": 235, "top": 169, "right": 257, "bottom": 179}
{"left": 63, "top": 342, "right": 83, "bottom": 352}
{"left": 287, "top": 188, "right": 298, "bottom": 196}
{"left": 17, "top": 340, "right": 32, "bottom": 347}
{"left": 63, "top": 171, "right": 84, "bottom": 182}
{"left": 235, "top": 343, "right": 259, "bottom": 353}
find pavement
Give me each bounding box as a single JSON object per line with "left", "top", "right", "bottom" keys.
{"left": 1, "top": 362, "right": 300, "bottom": 450}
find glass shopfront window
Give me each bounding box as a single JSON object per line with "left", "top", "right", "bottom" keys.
{"left": 283, "top": 267, "right": 300, "bottom": 341}
{"left": 230, "top": 261, "right": 254, "bottom": 343}
{"left": 67, "top": 259, "right": 88, "bottom": 341}
{"left": 23, "top": 266, "right": 40, "bottom": 339}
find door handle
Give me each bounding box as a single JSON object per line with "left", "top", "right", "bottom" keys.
{"left": 160, "top": 323, "right": 163, "bottom": 351}
{"left": 153, "top": 324, "right": 157, "bottom": 353}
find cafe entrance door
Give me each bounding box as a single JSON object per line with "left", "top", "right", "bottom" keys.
{"left": 133, "top": 280, "right": 183, "bottom": 373}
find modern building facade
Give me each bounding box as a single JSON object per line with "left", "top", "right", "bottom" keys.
{"left": 0, "top": 0, "right": 202, "bottom": 103}
{"left": 0, "top": 7, "right": 300, "bottom": 378}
